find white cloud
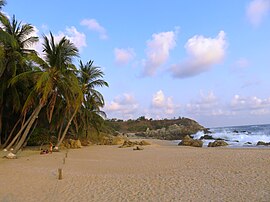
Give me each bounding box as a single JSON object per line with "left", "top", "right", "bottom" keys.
{"left": 54, "top": 26, "right": 87, "bottom": 50}
{"left": 142, "top": 29, "right": 178, "bottom": 76}
{"left": 231, "top": 95, "right": 270, "bottom": 113}
{"left": 151, "top": 90, "right": 176, "bottom": 115}
{"left": 184, "top": 93, "right": 270, "bottom": 119}
{"left": 80, "top": 18, "right": 108, "bottom": 40}
{"left": 152, "top": 90, "right": 165, "bottom": 108}
{"left": 185, "top": 91, "right": 223, "bottom": 116}
{"left": 114, "top": 48, "right": 135, "bottom": 65}
{"left": 171, "top": 31, "right": 227, "bottom": 78}
{"left": 105, "top": 93, "right": 139, "bottom": 119}
{"left": 165, "top": 97, "right": 175, "bottom": 115}
{"left": 246, "top": 0, "right": 270, "bottom": 26}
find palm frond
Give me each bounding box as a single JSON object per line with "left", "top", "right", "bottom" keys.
{"left": 0, "top": 0, "right": 6, "bottom": 10}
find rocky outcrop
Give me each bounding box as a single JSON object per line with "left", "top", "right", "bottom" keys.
{"left": 138, "top": 120, "right": 206, "bottom": 141}
{"left": 256, "top": 141, "right": 270, "bottom": 146}
{"left": 119, "top": 140, "right": 151, "bottom": 148}
{"left": 61, "top": 139, "right": 82, "bottom": 149}
{"left": 199, "top": 134, "right": 215, "bottom": 140}
{"left": 100, "top": 135, "right": 127, "bottom": 145}
{"left": 208, "top": 140, "right": 228, "bottom": 147}
{"left": 178, "top": 135, "right": 203, "bottom": 147}
{"left": 140, "top": 140, "right": 151, "bottom": 145}
{"left": 80, "top": 139, "right": 93, "bottom": 146}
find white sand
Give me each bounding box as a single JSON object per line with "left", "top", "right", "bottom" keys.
{"left": 0, "top": 139, "right": 270, "bottom": 202}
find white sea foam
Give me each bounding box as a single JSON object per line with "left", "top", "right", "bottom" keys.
{"left": 191, "top": 125, "right": 270, "bottom": 147}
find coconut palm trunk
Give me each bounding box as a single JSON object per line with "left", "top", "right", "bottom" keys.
{"left": 0, "top": 107, "right": 2, "bottom": 146}
{"left": 4, "top": 105, "right": 41, "bottom": 150}
{"left": 4, "top": 117, "right": 23, "bottom": 149}
{"left": 12, "top": 103, "right": 44, "bottom": 153}
{"left": 56, "top": 106, "right": 79, "bottom": 147}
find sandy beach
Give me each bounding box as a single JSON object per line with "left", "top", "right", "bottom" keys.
{"left": 0, "top": 139, "right": 270, "bottom": 202}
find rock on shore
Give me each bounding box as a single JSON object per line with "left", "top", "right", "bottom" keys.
{"left": 208, "top": 140, "right": 228, "bottom": 147}
{"left": 178, "top": 135, "right": 203, "bottom": 147}
{"left": 119, "top": 140, "right": 151, "bottom": 148}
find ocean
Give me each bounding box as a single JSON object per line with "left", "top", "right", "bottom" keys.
{"left": 191, "top": 124, "right": 270, "bottom": 147}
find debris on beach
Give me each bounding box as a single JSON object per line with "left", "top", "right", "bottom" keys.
{"left": 133, "top": 146, "right": 144, "bottom": 150}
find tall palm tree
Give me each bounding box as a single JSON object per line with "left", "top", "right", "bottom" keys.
{"left": 0, "top": 14, "right": 38, "bottom": 146}
{"left": 7, "top": 33, "right": 82, "bottom": 153}
{"left": 74, "top": 60, "right": 108, "bottom": 138}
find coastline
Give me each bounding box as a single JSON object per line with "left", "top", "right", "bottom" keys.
{"left": 0, "top": 139, "right": 270, "bottom": 201}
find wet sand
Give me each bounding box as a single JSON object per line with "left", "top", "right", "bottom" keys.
{"left": 0, "top": 139, "right": 270, "bottom": 202}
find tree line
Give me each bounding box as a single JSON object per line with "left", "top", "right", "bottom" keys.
{"left": 0, "top": 0, "right": 108, "bottom": 154}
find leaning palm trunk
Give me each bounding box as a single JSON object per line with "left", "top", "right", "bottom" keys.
{"left": 0, "top": 106, "right": 2, "bottom": 146}
{"left": 2, "top": 118, "right": 21, "bottom": 148}
{"left": 5, "top": 106, "right": 40, "bottom": 150}
{"left": 12, "top": 103, "right": 44, "bottom": 154}
{"left": 56, "top": 106, "right": 79, "bottom": 148}
{"left": 57, "top": 120, "right": 64, "bottom": 142}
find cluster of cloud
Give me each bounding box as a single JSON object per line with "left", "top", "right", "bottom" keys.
{"left": 231, "top": 95, "right": 270, "bottom": 114}
{"left": 246, "top": 0, "right": 270, "bottom": 26}
{"left": 185, "top": 91, "right": 228, "bottom": 116}
{"left": 142, "top": 29, "right": 178, "bottom": 76}
{"left": 151, "top": 90, "right": 176, "bottom": 115}
{"left": 80, "top": 18, "right": 108, "bottom": 40}
{"left": 112, "top": 29, "right": 227, "bottom": 79}
{"left": 171, "top": 31, "right": 227, "bottom": 78}
{"left": 114, "top": 48, "right": 136, "bottom": 65}
{"left": 104, "top": 91, "right": 270, "bottom": 126}
{"left": 105, "top": 93, "right": 139, "bottom": 119}
{"left": 26, "top": 17, "right": 109, "bottom": 58}
{"left": 185, "top": 92, "right": 270, "bottom": 117}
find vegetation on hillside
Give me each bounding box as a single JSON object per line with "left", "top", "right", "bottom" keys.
{"left": 104, "top": 116, "right": 206, "bottom": 136}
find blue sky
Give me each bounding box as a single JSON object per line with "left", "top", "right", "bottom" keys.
{"left": 3, "top": 0, "right": 270, "bottom": 127}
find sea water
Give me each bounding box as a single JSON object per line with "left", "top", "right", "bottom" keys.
{"left": 184, "top": 124, "right": 270, "bottom": 147}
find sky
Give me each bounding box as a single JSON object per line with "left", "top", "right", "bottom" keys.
{"left": 2, "top": 0, "right": 270, "bottom": 127}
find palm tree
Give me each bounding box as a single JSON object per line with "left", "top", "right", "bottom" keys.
{"left": 74, "top": 60, "right": 108, "bottom": 138}
{"left": 7, "top": 33, "right": 82, "bottom": 153}
{"left": 0, "top": 14, "right": 38, "bottom": 146}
